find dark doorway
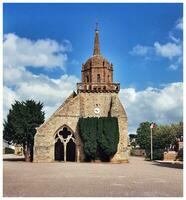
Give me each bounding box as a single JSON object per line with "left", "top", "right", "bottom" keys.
{"left": 66, "top": 139, "right": 76, "bottom": 161}
{"left": 55, "top": 139, "right": 64, "bottom": 161}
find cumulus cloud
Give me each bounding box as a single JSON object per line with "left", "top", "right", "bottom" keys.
{"left": 129, "top": 44, "right": 151, "bottom": 56}
{"left": 3, "top": 33, "right": 183, "bottom": 135}
{"left": 175, "top": 18, "right": 183, "bottom": 30}
{"left": 154, "top": 42, "right": 182, "bottom": 60}
{"left": 3, "top": 86, "right": 20, "bottom": 117}
{"left": 168, "top": 64, "right": 178, "bottom": 71}
{"left": 3, "top": 33, "right": 71, "bottom": 70}
{"left": 130, "top": 17, "right": 183, "bottom": 70}
{"left": 3, "top": 67, "right": 79, "bottom": 119}
{"left": 120, "top": 82, "right": 183, "bottom": 134}
{"left": 3, "top": 33, "right": 79, "bottom": 119}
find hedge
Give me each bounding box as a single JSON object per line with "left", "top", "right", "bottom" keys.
{"left": 78, "top": 117, "right": 119, "bottom": 161}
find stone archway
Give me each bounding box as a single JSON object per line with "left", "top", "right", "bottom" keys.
{"left": 55, "top": 139, "right": 64, "bottom": 161}
{"left": 54, "top": 126, "right": 76, "bottom": 162}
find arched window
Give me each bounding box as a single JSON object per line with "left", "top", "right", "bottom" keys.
{"left": 54, "top": 126, "right": 76, "bottom": 162}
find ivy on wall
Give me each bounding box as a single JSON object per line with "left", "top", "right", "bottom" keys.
{"left": 78, "top": 117, "right": 119, "bottom": 161}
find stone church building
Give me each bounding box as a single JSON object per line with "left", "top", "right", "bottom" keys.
{"left": 34, "top": 26, "right": 128, "bottom": 163}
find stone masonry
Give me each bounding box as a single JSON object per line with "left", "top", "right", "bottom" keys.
{"left": 34, "top": 25, "right": 128, "bottom": 163}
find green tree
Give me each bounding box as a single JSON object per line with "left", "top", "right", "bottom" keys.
{"left": 3, "top": 100, "right": 45, "bottom": 162}
{"left": 129, "top": 134, "right": 137, "bottom": 148}
{"left": 136, "top": 121, "right": 183, "bottom": 160}
{"left": 136, "top": 121, "right": 151, "bottom": 153}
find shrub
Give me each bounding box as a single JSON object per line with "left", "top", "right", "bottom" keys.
{"left": 78, "top": 117, "right": 119, "bottom": 161}
{"left": 5, "top": 147, "right": 15, "bottom": 154}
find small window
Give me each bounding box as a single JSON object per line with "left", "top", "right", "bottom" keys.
{"left": 108, "top": 75, "right": 110, "bottom": 82}
{"left": 97, "top": 74, "right": 101, "bottom": 83}
{"left": 86, "top": 76, "right": 89, "bottom": 83}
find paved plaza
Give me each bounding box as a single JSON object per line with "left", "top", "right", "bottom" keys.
{"left": 3, "top": 156, "right": 183, "bottom": 197}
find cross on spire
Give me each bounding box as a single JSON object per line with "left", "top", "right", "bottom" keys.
{"left": 93, "top": 23, "right": 100, "bottom": 55}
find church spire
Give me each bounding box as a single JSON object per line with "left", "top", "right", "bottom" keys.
{"left": 93, "top": 23, "right": 100, "bottom": 55}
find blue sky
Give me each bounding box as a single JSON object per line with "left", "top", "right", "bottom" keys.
{"left": 3, "top": 3, "right": 183, "bottom": 134}
{"left": 3, "top": 3, "right": 183, "bottom": 89}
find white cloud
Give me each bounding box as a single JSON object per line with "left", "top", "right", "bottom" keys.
{"left": 130, "top": 18, "right": 183, "bottom": 71}
{"left": 175, "top": 18, "right": 183, "bottom": 30}
{"left": 169, "top": 32, "right": 180, "bottom": 43}
{"left": 120, "top": 82, "right": 183, "bottom": 134}
{"left": 3, "top": 33, "right": 79, "bottom": 119}
{"left": 3, "top": 33, "right": 71, "bottom": 70}
{"left": 154, "top": 42, "right": 182, "bottom": 60}
{"left": 3, "top": 33, "right": 183, "bottom": 136}
{"left": 129, "top": 44, "right": 151, "bottom": 56}
{"left": 3, "top": 66, "right": 79, "bottom": 119}
{"left": 3, "top": 86, "right": 20, "bottom": 118}
{"left": 168, "top": 64, "right": 178, "bottom": 71}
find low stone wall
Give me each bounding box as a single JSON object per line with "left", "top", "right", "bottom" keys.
{"left": 164, "top": 151, "right": 177, "bottom": 161}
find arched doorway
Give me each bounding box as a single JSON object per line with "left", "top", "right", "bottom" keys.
{"left": 54, "top": 126, "right": 76, "bottom": 162}
{"left": 67, "top": 138, "right": 76, "bottom": 161}
{"left": 55, "top": 139, "right": 64, "bottom": 161}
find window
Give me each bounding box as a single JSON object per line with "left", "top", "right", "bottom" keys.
{"left": 97, "top": 74, "right": 101, "bottom": 83}
{"left": 108, "top": 75, "right": 110, "bottom": 82}
{"left": 86, "top": 76, "right": 89, "bottom": 83}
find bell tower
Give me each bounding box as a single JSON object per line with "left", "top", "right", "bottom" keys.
{"left": 77, "top": 25, "right": 120, "bottom": 93}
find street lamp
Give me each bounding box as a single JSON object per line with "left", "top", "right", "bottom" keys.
{"left": 150, "top": 122, "right": 156, "bottom": 160}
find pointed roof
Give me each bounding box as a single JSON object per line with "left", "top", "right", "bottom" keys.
{"left": 93, "top": 23, "right": 100, "bottom": 55}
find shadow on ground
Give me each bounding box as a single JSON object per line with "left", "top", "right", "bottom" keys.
{"left": 3, "top": 158, "right": 25, "bottom": 162}
{"left": 152, "top": 162, "right": 183, "bottom": 169}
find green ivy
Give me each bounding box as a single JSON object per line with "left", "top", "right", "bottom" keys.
{"left": 78, "top": 117, "right": 119, "bottom": 161}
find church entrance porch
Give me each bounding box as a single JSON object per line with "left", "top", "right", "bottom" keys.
{"left": 54, "top": 126, "right": 76, "bottom": 162}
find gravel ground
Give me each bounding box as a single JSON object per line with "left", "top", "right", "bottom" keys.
{"left": 3, "top": 155, "right": 183, "bottom": 197}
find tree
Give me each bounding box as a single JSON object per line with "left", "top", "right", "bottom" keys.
{"left": 136, "top": 121, "right": 151, "bottom": 153}
{"left": 3, "top": 100, "right": 45, "bottom": 162}
{"left": 136, "top": 121, "right": 183, "bottom": 160}
{"left": 129, "top": 134, "right": 137, "bottom": 148}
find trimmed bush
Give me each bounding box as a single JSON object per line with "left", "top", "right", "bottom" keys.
{"left": 78, "top": 117, "right": 119, "bottom": 161}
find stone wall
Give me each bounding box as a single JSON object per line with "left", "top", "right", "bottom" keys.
{"left": 34, "top": 92, "right": 128, "bottom": 163}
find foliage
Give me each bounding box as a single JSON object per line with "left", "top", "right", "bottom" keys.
{"left": 136, "top": 121, "right": 151, "bottom": 152}
{"left": 78, "top": 117, "right": 97, "bottom": 161}
{"left": 4, "top": 147, "right": 15, "bottom": 154}
{"left": 78, "top": 117, "right": 119, "bottom": 161}
{"left": 151, "top": 149, "right": 164, "bottom": 160}
{"left": 129, "top": 134, "right": 137, "bottom": 140}
{"left": 97, "top": 117, "right": 119, "bottom": 161}
{"left": 3, "top": 100, "right": 45, "bottom": 161}
{"left": 136, "top": 121, "right": 183, "bottom": 160}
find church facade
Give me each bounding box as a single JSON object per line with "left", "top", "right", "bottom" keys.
{"left": 34, "top": 27, "right": 128, "bottom": 163}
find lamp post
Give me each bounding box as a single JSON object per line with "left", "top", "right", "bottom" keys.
{"left": 150, "top": 127, "right": 153, "bottom": 160}
{"left": 150, "top": 122, "right": 156, "bottom": 161}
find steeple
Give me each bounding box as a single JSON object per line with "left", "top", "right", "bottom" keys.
{"left": 93, "top": 23, "right": 100, "bottom": 55}
{"left": 77, "top": 25, "right": 120, "bottom": 94}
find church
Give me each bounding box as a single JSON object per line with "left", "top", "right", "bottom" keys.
{"left": 34, "top": 26, "right": 128, "bottom": 163}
